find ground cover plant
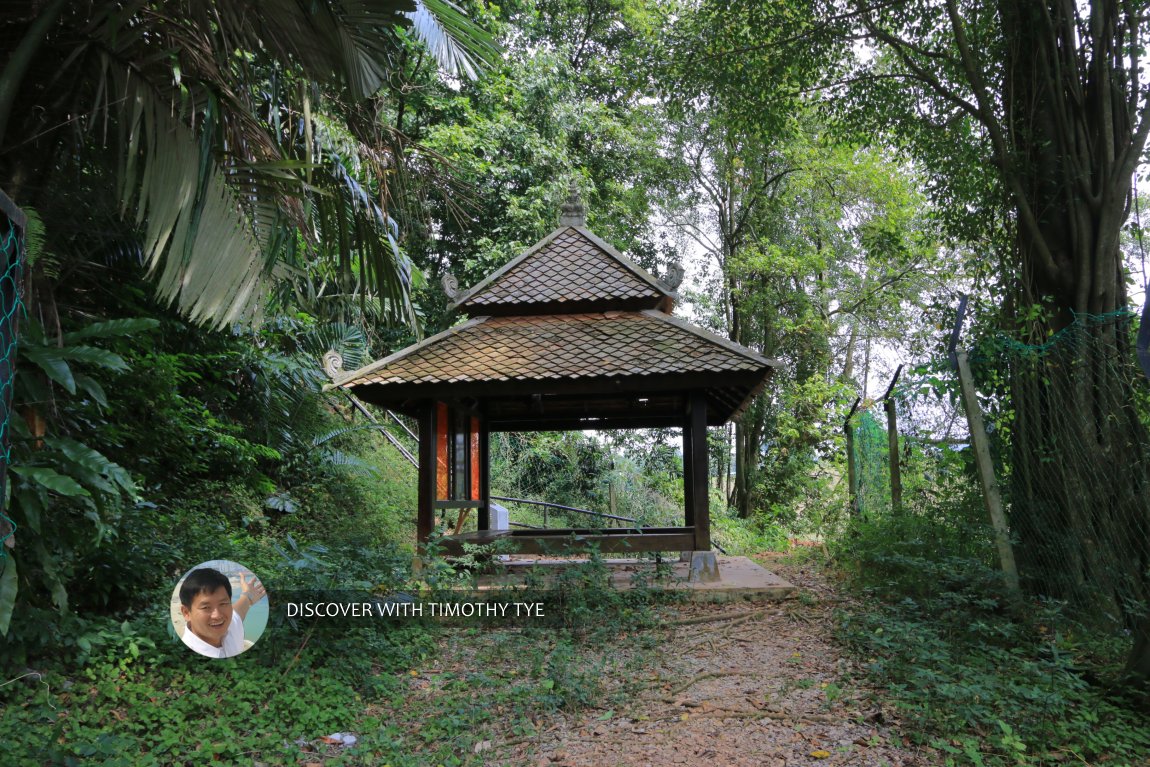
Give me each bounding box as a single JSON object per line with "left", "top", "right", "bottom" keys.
{"left": 830, "top": 518, "right": 1150, "bottom": 767}
{"left": 0, "top": 549, "right": 674, "bottom": 766}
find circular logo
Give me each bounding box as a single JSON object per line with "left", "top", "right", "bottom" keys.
{"left": 170, "top": 560, "right": 268, "bottom": 658}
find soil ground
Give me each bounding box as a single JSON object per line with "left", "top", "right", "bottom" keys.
{"left": 473, "top": 552, "right": 927, "bottom": 767}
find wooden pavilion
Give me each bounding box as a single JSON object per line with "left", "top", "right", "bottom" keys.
{"left": 333, "top": 190, "right": 779, "bottom": 557}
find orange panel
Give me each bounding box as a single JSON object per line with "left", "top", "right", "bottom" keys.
{"left": 436, "top": 402, "right": 449, "bottom": 500}
{"left": 470, "top": 417, "right": 481, "bottom": 501}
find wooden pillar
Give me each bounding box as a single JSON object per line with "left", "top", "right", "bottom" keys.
{"left": 416, "top": 403, "right": 436, "bottom": 552}
{"left": 477, "top": 420, "right": 490, "bottom": 531}
{"left": 683, "top": 392, "right": 710, "bottom": 551}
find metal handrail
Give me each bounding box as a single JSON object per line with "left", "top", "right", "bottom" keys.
{"left": 340, "top": 393, "right": 418, "bottom": 466}
{"left": 386, "top": 409, "right": 418, "bottom": 443}
{"left": 491, "top": 495, "right": 638, "bottom": 526}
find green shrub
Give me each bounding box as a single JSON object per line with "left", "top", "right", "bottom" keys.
{"left": 832, "top": 511, "right": 1150, "bottom": 766}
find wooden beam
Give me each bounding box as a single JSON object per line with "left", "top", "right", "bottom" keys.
{"left": 488, "top": 414, "right": 688, "bottom": 432}
{"left": 371, "top": 388, "right": 755, "bottom": 428}
{"left": 347, "top": 369, "right": 768, "bottom": 405}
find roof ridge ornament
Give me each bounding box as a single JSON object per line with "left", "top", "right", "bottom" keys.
{"left": 322, "top": 350, "right": 344, "bottom": 380}
{"left": 558, "top": 180, "right": 585, "bottom": 227}
{"left": 664, "top": 262, "right": 685, "bottom": 291}
{"left": 442, "top": 272, "right": 462, "bottom": 300}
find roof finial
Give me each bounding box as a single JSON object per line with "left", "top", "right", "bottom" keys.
{"left": 559, "top": 180, "right": 585, "bottom": 227}
{"left": 442, "top": 272, "right": 462, "bottom": 300}
{"left": 322, "top": 350, "right": 344, "bottom": 380}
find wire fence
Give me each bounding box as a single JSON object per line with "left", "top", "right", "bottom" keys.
{"left": 0, "top": 194, "right": 26, "bottom": 557}
{"left": 848, "top": 311, "right": 1150, "bottom": 634}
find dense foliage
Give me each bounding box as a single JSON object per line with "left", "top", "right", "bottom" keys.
{"left": 1, "top": 0, "right": 1149, "bottom": 763}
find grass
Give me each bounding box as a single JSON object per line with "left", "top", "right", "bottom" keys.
{"left": 1, "top": 547, "right": 666, "bottom": 766}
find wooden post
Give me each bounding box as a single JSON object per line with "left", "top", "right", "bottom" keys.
{"left": 684, "top": 392, "right": 710, "bottom": 551}
{"left": 416, "top": 404, "right": 436, "bottom": 556}
{"left": 883, "top": 400, "right": 901, "bottom": 512}
{"left": 683, "top": 407, "right": 695, "bottom": 526}
{"left": 882, "top": 366, "right": 904, "bottom": 515}
{"left": 845, "top": 425, "right": 858, "bottom": 514}
{"left": 608, "top": 481, "right": 616, "bottom": 528}
{"left": 844, "top": 396, "right": 861, "bottom": 517}
{"left": 884, "top": 399, "right": 902, "bottom": 513}
{"left": 955, "top": 350, "right": 1021, "bottom": 600}
{"left": 477, "top": 419, "right": 490, "bottom": 531}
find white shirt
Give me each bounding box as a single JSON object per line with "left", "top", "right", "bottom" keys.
{"left": 181, "top": 611, "right": 246, "bottom": 658}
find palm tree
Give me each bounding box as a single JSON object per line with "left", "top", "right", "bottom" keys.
{"left": 0, "top": 0, "right": 495, "bottom": 329}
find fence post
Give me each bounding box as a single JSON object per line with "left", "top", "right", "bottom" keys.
{"left": 844, "top": 396, "right": 861, "bottom": 517}
{"left": 608, "top": 481, "right": 616, "bottom": 528}
{"left": 955, "top": 350, "right": 1021, "bottom": 601}
{"left": 882, "top": 365, "right": 904, "bottom": 515}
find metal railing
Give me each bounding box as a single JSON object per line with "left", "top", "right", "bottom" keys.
{"left": 491, "top": 495, "right": 638, "bottom": 528}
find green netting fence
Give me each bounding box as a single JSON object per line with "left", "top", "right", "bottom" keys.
{"left": 849, "top": 311, "right": 1150, "bottom": 634}
{"left": 0, "top": 192, "right": 25, "bottom": 558}
{"left": 848, "top": 374, "right": 994, "bottom": 562}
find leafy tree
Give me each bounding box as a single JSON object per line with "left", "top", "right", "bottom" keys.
{"left": 829, "top": 0, "right": 1150, "bottom": 682}
{"left": 685, "top": 0, "right": 1150, "bottom": 682}
{"left": 0, "top": 0, "right": 495, "bottom": 328}
{"left": 662, "top": 97, "right": 940, "bottom": 519}
{"left": 377, "top": 0, "right": 683, "bottom": 336}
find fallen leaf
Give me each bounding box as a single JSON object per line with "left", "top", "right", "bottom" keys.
{"left": 810, "top": 750, "right": 831, "bottom": 759}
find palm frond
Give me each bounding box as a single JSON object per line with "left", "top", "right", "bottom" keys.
{"left": 117, "top": 63, "right": 268, "bottom": 327}
{"left": 5, "top": 0, "right": 495, "bottom": 331}
{"left": 297, "top": 321, "right": 371, "bottom": 371}
{"left": 406, "top": 0, "right": 499, "bottom": 80}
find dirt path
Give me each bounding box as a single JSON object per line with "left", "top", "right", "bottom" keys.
{"left": 492, "top": 553, "right": 925, "bottom": 767}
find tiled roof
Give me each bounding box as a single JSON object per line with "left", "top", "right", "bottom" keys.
{"left": 456, "top": 227, "right": 669, "bottom": 313}
{"left": 337, "top": 310, "right": 773, "bottom": 388}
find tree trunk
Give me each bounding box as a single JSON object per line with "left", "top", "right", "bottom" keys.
{"left": 995, "top": 0, "right": 1150, "bottom": 681}
{"left": 860, "top": 0, "right": 1150, "bottom": 680}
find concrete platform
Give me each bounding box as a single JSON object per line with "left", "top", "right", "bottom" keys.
{"left": 472, "top": 555, "right": 796, "bottom": 603}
